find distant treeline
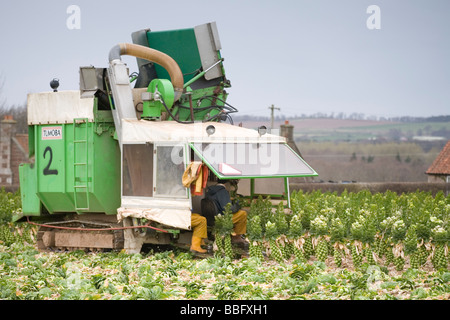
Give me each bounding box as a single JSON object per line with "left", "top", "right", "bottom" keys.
{"left": 407, "top": 115, "right": 450, "bottom": 123}
{"left": 233, "top": 113, "right": 450, "bottom": 123}
{"left": 382, "top": 115, "right": 450, "bottom": 123}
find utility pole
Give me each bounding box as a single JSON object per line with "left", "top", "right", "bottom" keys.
{"left": 268, "top": 104, "right": 280, "bottom": 129}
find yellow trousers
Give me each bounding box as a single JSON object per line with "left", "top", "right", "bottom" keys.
{"left": 191, "top": 210, "right": 247, "bottom": 239}
{"left": 191, "top": 213, "right": 207, "bottom": 239}
{"left": 232, "top": 210, "right": 247, "bottom": 235}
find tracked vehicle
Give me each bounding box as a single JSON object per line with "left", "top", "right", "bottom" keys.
{"left": 18, "top": 22, "right": 317, "bottom": 253}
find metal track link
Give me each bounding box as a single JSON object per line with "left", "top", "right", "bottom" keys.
{"left": 36, "top": 220, "right": 124, "bottom": 252}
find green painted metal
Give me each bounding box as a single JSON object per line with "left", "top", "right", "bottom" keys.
{"left": 19, "top": 163, "right": 40, "bottom": 216}
{"left": 146, "top": 28, "right": 202, "bottom": 84}
{"left": 19, "top": 99, "right": 121, "bottom": 217}
{"left": 170, "top": 86, "right": 227, "bottom": 122}
{"left": 143, "top": 27, "right": 229, "bottom": 123}
{"left": 73, "top": 118, "right": 90, "bottom": 211}
{"left": 142, "top": 79, "right": 174, "bottom": 119}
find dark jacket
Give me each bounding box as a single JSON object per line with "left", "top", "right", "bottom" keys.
{"left": 205, "top": 185, "right": 240, "bottom": 214}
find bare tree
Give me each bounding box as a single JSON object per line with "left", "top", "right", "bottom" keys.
{"left": 0, "top": 75, "right": 28, "bottom": 133}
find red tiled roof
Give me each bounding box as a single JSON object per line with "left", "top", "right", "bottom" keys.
{"left": 426, "top": 140, "right": 450, "bottom": 175}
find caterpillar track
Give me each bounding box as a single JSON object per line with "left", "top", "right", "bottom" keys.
{"left": 31, "top": 213, "right": 197, "bottom": 253}
{"left": 34, "top": 214, "right": 124, "bottom": 252}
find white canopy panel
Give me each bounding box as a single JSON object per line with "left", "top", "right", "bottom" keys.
{"left": 27, "top": 91, "right": 95, "bottom": 125}
{"left": 120, "top": 119, "right": 286, "bottom": 144}
{"left": 117, "top": 198, "right": 191, "bottom": 230}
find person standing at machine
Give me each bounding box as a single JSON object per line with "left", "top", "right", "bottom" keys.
{"left": 184, "top": 162, "right": 248, "bottom": 253}
{"left": 204, "top": 179, "right": 248, "bottom": 247}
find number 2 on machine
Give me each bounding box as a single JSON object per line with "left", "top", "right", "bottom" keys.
{"left": 43, "top": 146, "right": 58, "bottom": 176}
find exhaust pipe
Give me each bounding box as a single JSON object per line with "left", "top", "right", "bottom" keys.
{"left": 109, "top": 43, "right": 184, "bottom": 101}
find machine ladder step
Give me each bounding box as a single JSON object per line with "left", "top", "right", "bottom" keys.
{"left": 73, "top": 118, "right": 90, "bottom": 211}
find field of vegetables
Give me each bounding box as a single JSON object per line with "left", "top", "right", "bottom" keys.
{"left": 0, "top": 188, "right": 449, "bottom": 300}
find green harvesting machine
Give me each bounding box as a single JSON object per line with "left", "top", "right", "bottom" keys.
{"left": 18, "top": 22, "right": 317, "bottom": 253}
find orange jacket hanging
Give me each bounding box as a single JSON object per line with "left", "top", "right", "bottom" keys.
{"left": 182, "top": 162, "right": 209, "bottom": 196}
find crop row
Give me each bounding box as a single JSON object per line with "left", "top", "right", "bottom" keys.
{"left": 215, "top": 190, "right": 450, "bottom": 272}
{"left": 0, "top": 189, "right": 35, "bottom": 247}
{"left": 0, "top": 188, "right": 449, "bottom": 273}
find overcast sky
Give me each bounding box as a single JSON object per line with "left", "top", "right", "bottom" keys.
{"left": 0, "top": 0, "right": 449, "bottom": 119}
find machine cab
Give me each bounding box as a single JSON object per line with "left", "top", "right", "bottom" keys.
{"left": 117, "top": 120, "right": 317, "bottom": 231}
